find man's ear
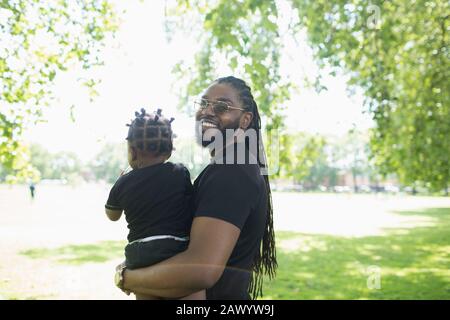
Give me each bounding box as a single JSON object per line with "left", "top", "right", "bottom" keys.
{"left": 240, "top": 112, "right": 253, "bottom": 130}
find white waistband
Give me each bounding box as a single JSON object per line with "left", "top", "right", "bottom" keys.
{"left": 129, "top": 235, "right": 189, "bottom": 245}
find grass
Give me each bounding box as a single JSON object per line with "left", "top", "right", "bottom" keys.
{"left": 16, "top": 207, "right": 450, "bottom": 300}
{"left": 0, "top": 279, "right": 56, "bottom": 300}
{"left": 263, "top": 207, "right": 450, "bottom": 299}
{"left": 21, "top": 240, "right": 126, "bottom": 265}
{"left": 2, "top": 293, "right": 55, "bottom": 300}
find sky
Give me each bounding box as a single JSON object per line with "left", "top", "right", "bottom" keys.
{"left": 22, "top": 0, "right": 373, "bottom": 162}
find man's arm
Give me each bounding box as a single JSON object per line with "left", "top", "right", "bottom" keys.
{"left": 122, "top": 216, "right": 240, "bottom": 298}
{"left": 105, "top": 208, "right": 123, "bottom": 221}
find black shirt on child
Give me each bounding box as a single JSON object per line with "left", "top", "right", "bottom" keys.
{"left": 105, "top": 162, "right": 193, "bottom": 242}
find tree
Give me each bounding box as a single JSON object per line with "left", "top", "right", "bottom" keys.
{"left": 290, "top": 0, "right": 449, "bottom": 192}
{"left": 29, "top": 143, "right": 53, "bottom": 179}
{"left": 291, "top": 133, "right": 326, "bottom": 185}
{"left": 329, "top": 129, "right": 371, "bottom": 191}
{"left": 304, "top": 155, "right": 339, "bottom": 189}
{"left": 166, "top": 0, "right": 294, "bottom": 176}
{"left": 0, "top": 0, "right": 118, "bottom": 177}
{"left": 273, "top": 130, "right": 376, "bottom": 190}
{"left": 89, "top": 142, "right": 127, "bottom": 184}
{"left": 0, "top": 143, "right": 38, "bottom": 183}
{"left": 50, "top": 151, "right": 83, "bottom": 183}
{"left": 28, "top": 143, "right": 85, "bottom": 184}
{"left": 303, "top": 143, "right": 339, "bottom": 189}
{"left": 166, "top": 0, "right": 449, "bottom": 192}
{"left": 271, "top": 131, "right": 326, "bottom": 184}
{"left": 270, "top": 132, "right": 294, "bottom": 179}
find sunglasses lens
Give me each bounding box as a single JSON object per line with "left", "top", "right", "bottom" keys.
{"left": 195, "top": 100, "right": 230, "bottom": 113}
{"left": 200, "top": 100, "right": 209, "bottom": 108}
{"left": 194, "top": 100, "right": 206, "bottom": 110}
{"left": 213, "top": 102, "right": 228, "bottom": 113}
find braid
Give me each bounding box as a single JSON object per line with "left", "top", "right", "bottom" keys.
{"left": 126, "top": 108, "right": 174, "bottom": 156}
{"left": 215, "top": 76, "right": 278, "bottom": 299}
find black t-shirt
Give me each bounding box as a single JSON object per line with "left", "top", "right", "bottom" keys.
{"left": 105, "top": 162, "right": 193, "bottom": 242}
{"left": 193, "top": 153, "right": 268, "bottom": 300}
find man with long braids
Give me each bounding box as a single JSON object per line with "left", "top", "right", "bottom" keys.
{"left": 115, "top": 76, "right": 277, "bottom": 300}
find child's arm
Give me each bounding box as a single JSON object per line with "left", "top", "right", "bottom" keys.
{"left": 105, "top": 207, "right": 123, "bottom": 221}
{"left": 105, "top": 175, "right": 124, "bottom": 221}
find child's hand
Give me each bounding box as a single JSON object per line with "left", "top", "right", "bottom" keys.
{"left": 119, "top": 165, "right": 131, "bottom": 177}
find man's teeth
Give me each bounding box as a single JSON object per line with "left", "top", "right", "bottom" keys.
{"left": 202, "top": 121, "right": 217, "bottom": 128}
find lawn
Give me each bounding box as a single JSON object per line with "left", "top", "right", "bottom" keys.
{"left": 264, "top": 207, "right": 450, "bottom": 299}
{"left": 0, "top": 184, "right": 449, "bottom": 299}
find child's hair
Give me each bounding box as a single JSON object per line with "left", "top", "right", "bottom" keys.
{"left": 126, "top": 108, "right": 175, "bottom": 156}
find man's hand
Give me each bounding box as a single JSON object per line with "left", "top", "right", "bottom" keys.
{"left": 121, "top": 217, "right": 241, "bottom": 298}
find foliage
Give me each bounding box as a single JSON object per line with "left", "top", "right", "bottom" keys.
{"left": 303, "top": 142, "right": 339, "bottom": 189}
{"left": 87, "top": 138, "right": 210, "bottom": 183}
{"left": 274, "top": 130, "right": 379, "bottom": 190}
{"left": 328, "top": 129, "right": 372, "bottom": 190}
{"left": 28, "top": 143, "right": 84, "bottom": 184}
{"left": 88, "top": 142, "right": 127, "bottom": 184}
{"left": 166, "top": 0, "right": 293, "bottom": 129}
{"left": 290, "top": 133, "right": 326, "bottom": 184}
{"left": 0, "top": 143, "right": 38, "bottom": 183}
{"left": 25, "top": 140, "right": 208, "bottom": 185}
{"left": 0, "top": 0, "right": 118, "bottom": 176}
{"left": 166, "top": 0, "right": 449, "bottom": 192}
{"left": 289, "top": 0, "right": 449, "bottom": 191}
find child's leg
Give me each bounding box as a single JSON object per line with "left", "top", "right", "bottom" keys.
{"left": 135, "top": 293, "right": 161, "bottom": 300}
{"left": 180, "top": 290, "right": 206, "bottom": 300}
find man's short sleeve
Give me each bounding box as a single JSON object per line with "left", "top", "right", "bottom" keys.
{"left": 194, "top": 165, "right": 258, "bottom": 230}
{"left": 105, "top": 181, "right": 122, "bottom": 211}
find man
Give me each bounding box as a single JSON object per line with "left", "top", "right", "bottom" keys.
{"left": 115, "top": 76, "right": 276, "bottom": 299}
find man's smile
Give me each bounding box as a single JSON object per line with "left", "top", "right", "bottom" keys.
{"left": 200, "top": 119, "right": 219, "bottom": 130}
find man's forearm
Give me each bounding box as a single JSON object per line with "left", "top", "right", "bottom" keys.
{"left": 123, "top": 249, "right": 222, "bottom": 298}
{"left": 127, "top": 284, "right": 197, "bottom": 298}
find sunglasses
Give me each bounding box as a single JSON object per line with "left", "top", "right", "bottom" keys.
{"left": 194, "top": 99, "right": 246, "bottom": 114}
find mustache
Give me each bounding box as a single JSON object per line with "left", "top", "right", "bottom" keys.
{"left": 196, "top": 116, "right": 218, "bottom": 124}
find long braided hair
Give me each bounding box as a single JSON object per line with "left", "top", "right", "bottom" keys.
{"left": 215, "top": 76, "right": 277, "bottom": 299}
